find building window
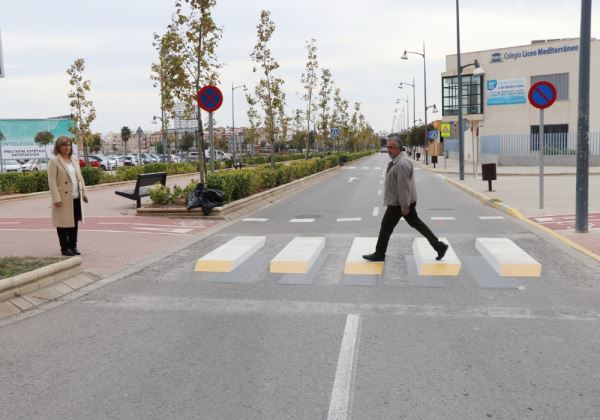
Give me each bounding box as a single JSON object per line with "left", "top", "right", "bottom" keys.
{"left": 530, "top": 124, "right": 569, "bottom": 152}
{"left": 531, "top": 73, "right": 569, "bottom": 100}
{"left": 442, "top": 75, "right": 484, "bottom": 116}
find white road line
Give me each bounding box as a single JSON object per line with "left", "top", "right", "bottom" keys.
{"left": 337, "top": 218, "right": 362, "bottom": 222}
{"left": 372, "top": 207, "right": 379, "bottom": 217}
{"left": 242, "top": 218, "right": 268, "bottom": 222}
{"left": 379, "top": 180, "right": 383, "bottom": 184}
{"left": 431, "top": 217, "right": 455, "bottom": 221}
{"left": 327, "top": 313, "right": 361, "bottom": 420}
{"left": 374, "top": 166, "right": 382, "bottom": 170}
{"left": 361, "top": 166, "right": 369, "bottom": 170}
{"left": 479, "top": 216, "right": 505, "bottom": 220}
{"left": 535, "top": 217, "right": 555, "bottom": 222}
{"left": 377, "top": 189, "right": 382, "bottom": 195}
{"left": 290, "top": 218, "right": 315, "bottom": 223}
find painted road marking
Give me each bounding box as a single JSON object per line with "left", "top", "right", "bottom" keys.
{"left": 270, "top": 237, "right": 326, "bottom": 273}
{"left": 195, "top": 236, "right": 266, "bottom": 272}
{"left": 242, "top": 218, "right": 268, "bottom": 222}
{"left": 372, "top": 207, "right": 379, "bottom": 217}
{"left": 412, "top": 238, "right": 461, "bottom": 276}
{"left": 344, "top": 237, "right": 384, "bottom": 275}
{"left": 377, "top": 189, "right": 382, "bottom": 195}
{"left": 337, "top": 218, "right": 362, "bottom": 222}
{"left": 361, "top": 166, "right": 370, "bottom": 170}
{"left": 327, "top": 313, "right": 361, "bottom": 420}
{"left": 347, "top": 177, "right": 358, "bottom": 183}
{"left": 479, "top": 216, "right": 505, "bottom": 220}
{"left": 374, "top": 166, "right": 382, "bottom": 170}
{"left": 290, "top": 218, "right": 315, "bottom": 223}
{"left": 379, "top": 180, "right": 383, "bottom": 184}
{"left": 133, "top": 227, "right": 193, "bottom": 234}
{"left": 431, "top": 217, "right": 455, "bottom": 221}
{"left": 475, "top": 238, "right": 541, "bottom": 277}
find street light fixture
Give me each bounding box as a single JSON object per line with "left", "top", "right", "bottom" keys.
{"left": 231, "top": 83, "right": 246, "bottom": 156}
{"left": 398, "top": 78, "right": 416, "bottom": 128}
{"left": 135, "top": 127, "right": 144, "bottom": 166}
{"left": 402, "top": 43, "right": 431, "bottom": 164}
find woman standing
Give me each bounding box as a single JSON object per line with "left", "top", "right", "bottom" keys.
{"left": 47, "top": 136, "right": 88, "bottom": 256}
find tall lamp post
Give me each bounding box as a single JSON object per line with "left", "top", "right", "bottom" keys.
{"left": 398, "top": 78, "right": 416, "bottom": 128}
{"left": 456, "top": 59, "right": 485, "bottom": 180}
{"left": 402, "top": 44, "right": 430, "bottom": 164}
{"left": 397, "top": 98, "right": 409, "bottom": 131}
{"left": 231, "top": 83, "right": 246, "bottom": 156}
{"left": 135, "top": 127, "right": 144, "bottom": 165}
{"left": 152, "top": 114, "right": 167, "bottom": 163}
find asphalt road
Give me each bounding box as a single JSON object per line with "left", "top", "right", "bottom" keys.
{"left": 1, "top": 154, "right": 600, "bottom": 419}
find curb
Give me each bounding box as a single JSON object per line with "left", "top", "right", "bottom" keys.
{"left": 0, "top": 256, "right": 100, "bottom": 319}
{"left": 442, "top": 175, "right": 600, "bottom": 264}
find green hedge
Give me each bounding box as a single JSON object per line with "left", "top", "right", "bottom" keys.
{"left": 0, "top": 151, "right": 373, "bottom": 195}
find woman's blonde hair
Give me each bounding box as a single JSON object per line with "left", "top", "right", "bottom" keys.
{"left": 53, "top": 136, "right": 74, "bottom": 157}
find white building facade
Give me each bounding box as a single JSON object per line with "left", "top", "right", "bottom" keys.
{"left": 441, "top": 38, "right": 600, "bottom": 166}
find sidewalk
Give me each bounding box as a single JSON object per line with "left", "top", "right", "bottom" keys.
{"left": 0, "top": 173, "right": 220, "bottom": 276}
{"left": 415, "top": 157, "right": 600, "bottom": 258}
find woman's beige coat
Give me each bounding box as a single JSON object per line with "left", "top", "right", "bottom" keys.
{"left": 47, "top": 155, "right": 87, "bottom": 228}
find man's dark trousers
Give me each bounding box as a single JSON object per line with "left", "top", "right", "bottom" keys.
{"left": 375, "top": 202, "right": 441, "bottom": 256}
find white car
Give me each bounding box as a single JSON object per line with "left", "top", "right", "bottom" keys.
{"left": 1, "top": 159, "right": 23, "bottom": 173}
{"left": 89, "top": 155, "right": 115, "bottom": 171}
{"left": 20, "top": 158, "right": 49, "bottom": 172}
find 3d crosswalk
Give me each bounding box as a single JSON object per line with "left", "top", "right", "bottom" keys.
{"left": 194, "top": 235, "right": 542, "bottom": 278}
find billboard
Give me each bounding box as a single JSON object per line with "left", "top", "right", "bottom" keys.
{"left": 486, "top": 78, "right": 527, "bottom": 106}
{"left": 0, "top": 118, "right": 76, "bottom": 159}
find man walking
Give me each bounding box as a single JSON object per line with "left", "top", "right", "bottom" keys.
{"left": 363, "top": 137, "right": 448, "bottom": 262}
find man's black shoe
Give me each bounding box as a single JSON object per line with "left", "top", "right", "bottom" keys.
{"left": 436, "top": 242, "right": 449, "bottom": 261}
{"left": 362, "top": 253, "right": 385, "bottom": 262}
{"left": 71, "top": 248, "right": 81, "bottom": 255}
{"left": 61, "top": 249, "right": 75, "bottom": 257}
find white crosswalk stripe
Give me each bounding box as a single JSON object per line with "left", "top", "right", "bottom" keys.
{"left": 194, "top": 236, "right": 542, "bottom": 283}
{"left": 290, "top": 218, "right": 315, "bottom": 223}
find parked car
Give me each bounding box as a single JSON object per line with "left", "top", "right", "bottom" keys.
{"left": 122, "top": 155, "right": 139, "bottom": 166}
{"left": 20, "top": 158, "right": 49, "bottom": 172}
{"left": 79, "top": 157, "right": 100, "bottom": 168}
{"left": 89, "top": 155, "right": 115, "bottom": 171}
{"left": 1, "top": 159, "right": 23, "bottom": 173}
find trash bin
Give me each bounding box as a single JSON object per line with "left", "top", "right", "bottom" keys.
{"left": 481, "top": 163, "right": 497, "bottom": 191}
{"left": 431, "top": 155, "right": 438, "bottom": 168}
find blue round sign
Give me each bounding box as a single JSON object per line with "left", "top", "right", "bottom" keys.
{"left": 197, "top": 85, "right": 223, "bottom": 112}
{"left": 528, "top": 81, "right": 557, "bottom": 110}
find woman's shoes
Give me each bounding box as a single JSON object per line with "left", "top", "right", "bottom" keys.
{"left": 71, "top": 248, "right": 81, "bottom": 255}
{"left": 61, "top": 249, "right": 75, "bottom": 256}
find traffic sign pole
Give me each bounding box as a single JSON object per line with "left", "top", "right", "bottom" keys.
{"left": 539, "top": 109, "right": 544, "bottom": 209}
{"left": 528, "top": 80, "right": 557, "bottom": 210}
{"left": 209, "top": 112, "right": 215, "bottom": 174}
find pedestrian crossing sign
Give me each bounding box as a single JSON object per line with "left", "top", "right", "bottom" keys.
{"left": 440, "top": 123, "right": 451, "bottom": 138}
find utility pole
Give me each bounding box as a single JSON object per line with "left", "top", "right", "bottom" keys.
{"left": 576, "top": 0, "right": 591, "bottom": 232}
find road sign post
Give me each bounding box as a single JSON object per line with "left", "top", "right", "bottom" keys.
{"left": 197, "top": 85, "right": 223, "bottom": 174}
{"left": 528, "top": 81, "right": 557, "bottom": 210}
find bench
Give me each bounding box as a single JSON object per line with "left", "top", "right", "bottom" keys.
{"left": 115, "top": 172, "right": 167, "bottom": 208}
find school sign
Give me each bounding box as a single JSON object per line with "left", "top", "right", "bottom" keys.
{"left": 0, "top": 117, "right": 76, "bottom": 159}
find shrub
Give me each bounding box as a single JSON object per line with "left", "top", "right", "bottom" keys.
{"left": 81, "top": 167, "right": 103, "bottom": 186}
{"left": 148, "top": 183, "right": 172, "bottom": 205}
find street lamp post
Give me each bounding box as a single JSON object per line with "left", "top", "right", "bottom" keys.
{"left": 402, "top": 43, "right": 429, "bottom": 164}
{"left": 152, "top": 115, "right": 167, "bottom": 163}
{"left": 398, "top": 77, "right": 416, "bottom": 128}
{"left": 231, "top": 83, "right": 246, "bottom": 156}
{"left": 397, "top": 98, "right": 409, "bottom": 131}
{"left": 135, "top": 127, "right": 144, "bottom": 166}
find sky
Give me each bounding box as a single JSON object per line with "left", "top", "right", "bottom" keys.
{"left": 0, "top": 0, "right": 598, "bottom": 135}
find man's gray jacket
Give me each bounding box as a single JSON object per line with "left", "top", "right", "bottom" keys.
{"left": 383, "top": 152, "right": 417, "bottom": 208}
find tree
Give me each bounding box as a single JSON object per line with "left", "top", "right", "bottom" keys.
{"left": 301, "top": 39, "right": 318, "bottom": 159}
{"left": 151, "top": 29, "right": 181, "bottom": 160}
{"left": 34, "top": 131, "right": 54, "bottom": 159}
{"left": 121, "top": 126, "right": 131, "bottom": 153}
{"left": 67, "top": 58, "right": 96, "bottom": 164}
{"left": 89, "top": 133, "right": 103, "bottom": 153}
{"left": 331, "top": 88, "right": 350, "bottom": 155}
{"left": 250, "top": 10, "right": 286, "bottom": 167}
{"left": 180, "top": 132, "right": 195, "bottom": 157}
{"left": 165, "top": 0, "right": 222, "bottom": 183}
{"left": 317, "top": 68, "right": 333, "bottom": 151}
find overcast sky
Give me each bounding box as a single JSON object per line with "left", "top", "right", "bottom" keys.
{"left": 0, "top": 0, "right": 597, "bottom": 135}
